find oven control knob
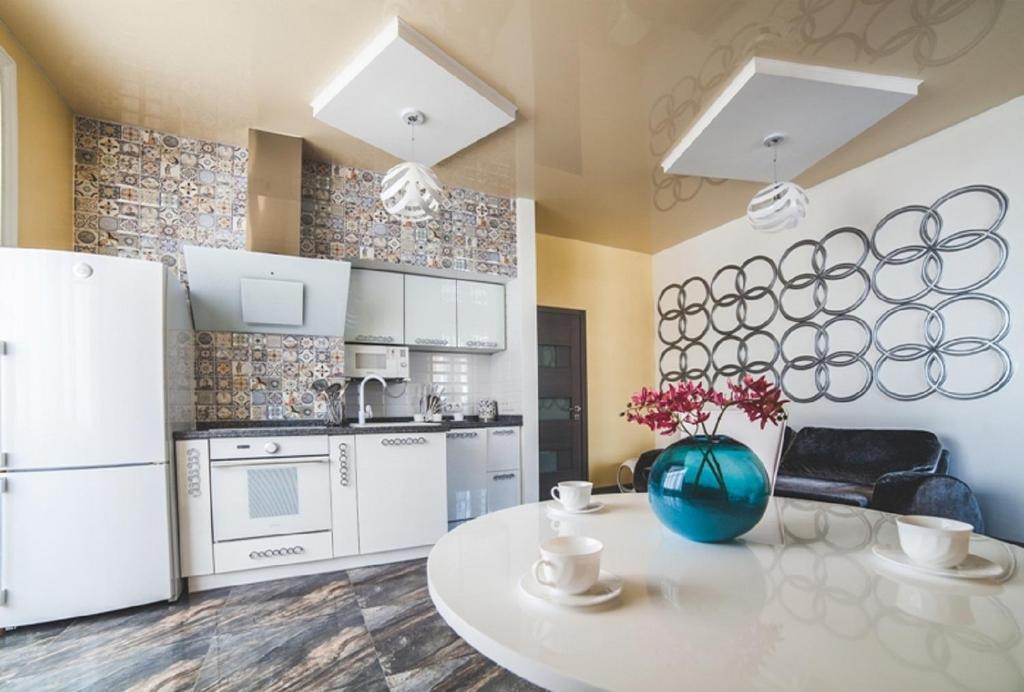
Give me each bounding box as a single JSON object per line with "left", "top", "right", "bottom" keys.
{"left": 264, "top": 442, "right": 280, "bottom": 454}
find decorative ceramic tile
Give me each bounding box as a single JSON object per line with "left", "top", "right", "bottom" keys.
{"left": 300, "top": 161, "right": 517, "bottom": 277}
{"left": 72, "top": 116, "right": 516, "bottom": 421}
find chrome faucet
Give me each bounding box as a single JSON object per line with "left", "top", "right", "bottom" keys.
{"left": 358, "top": 374, "right": 387, "bottom": 425}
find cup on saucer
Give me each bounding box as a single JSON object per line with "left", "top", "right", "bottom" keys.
{"left": 896, "top": 515, "right": 973, "bottom": 569}
{"left": 551, "top": 480, "right": 593, "bottom": 512}
{"left": 532, "top": 536, "right": 603, "bottom": 595}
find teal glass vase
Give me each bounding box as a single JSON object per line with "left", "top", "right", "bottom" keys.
{"left": 648, "top": 435, "right": 770, "bottom": 543}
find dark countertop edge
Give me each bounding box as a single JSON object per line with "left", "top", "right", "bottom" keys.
{"left": 173, "top": 415, "right": 524, "bottom": 440}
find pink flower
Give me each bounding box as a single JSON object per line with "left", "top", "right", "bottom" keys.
{"left": 622, "top": 376, "right": 787, "bottom": 436}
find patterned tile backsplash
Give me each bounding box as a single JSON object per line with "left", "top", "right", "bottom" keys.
{"left": 300, "top": 160, "right": 517, "bottom": 277}
{"left": 194, "top": 332, "right": 346, "bottom": 422}
{"left": 71, "top": 116, "right": 517, "bottom": 421}
{"left": 72, "top": 116, "right": 247, "bottom": 273}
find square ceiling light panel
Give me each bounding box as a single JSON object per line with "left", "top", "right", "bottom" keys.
{"left": 312, "top": 17, "right": 517, "bottom": 167}
{"left": 660, "top": 57, "right": 920, "bottom": 183}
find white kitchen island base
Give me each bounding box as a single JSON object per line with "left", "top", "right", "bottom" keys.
{"left": 427, "top": 494, "right": 1024, "bottom": 692}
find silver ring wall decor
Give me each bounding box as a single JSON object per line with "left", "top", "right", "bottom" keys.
{"left": 657, "top": 184, "right": 1012, "bottom": 401}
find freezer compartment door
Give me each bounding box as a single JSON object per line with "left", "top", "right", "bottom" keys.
{"left": 0, "top": 250, "right": 167, "bottom": 469}
{"left": 0, "top": 464, "right": 174, "bottom": 629}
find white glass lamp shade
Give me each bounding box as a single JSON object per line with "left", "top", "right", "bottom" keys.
{"left": 746, "top": 181, "right": 809, "bottom": 232}
{"left": 380, "top": 161, "right": 445, "bottom": 222}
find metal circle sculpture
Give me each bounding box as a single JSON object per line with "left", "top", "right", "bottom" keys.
{"left": 656, "top": 184, "right": 1012, "bottom": 402}
{"left": 870, "top": 185, "right": 1009, "bottom": 304}
{"left": 778, "top": 227, "right": 871, "bottom": 322}
{"left": 873, "top": 293, "right": 1012, "bottom": 401}
{"left": 780, "top": 315, "right": 874, "bottom": 403}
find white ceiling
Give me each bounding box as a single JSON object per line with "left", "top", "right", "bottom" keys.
{"left": 660, "top": 58, "right": 920, "bottom": 183}
{"left": 311, "top": 17, "right": 517, "bottom": 167}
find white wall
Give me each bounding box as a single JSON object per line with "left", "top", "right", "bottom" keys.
{"left": 492, "top": 198, "right": 540, "bottom": 502}
{"left": 653, "top": 97, "right": 1024, "bottom": 541}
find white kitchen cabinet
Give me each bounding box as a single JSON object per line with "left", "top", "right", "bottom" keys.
{"left": 446, "top": 430, "right": 488, "bottom": 521}
{"left": 486, "top": 427, "right": 521, "bottom": 472}
{"left": 405, "top": 275, "right": 457, "bottom": 349}
{"left": 486, "top": 470, "right": 521, "bottom": 513}
{"left": 175, "top": 440, "right": 214, "bottom": 577}
{"left": 457, "top": 281, "right": 506, "bottom": 351}
{"left": 345, "top": 269, "right": 404, "bottom": 344}
{"left": 329, "top": 435, "right": 360, "bottom": 557}
{"left": 355, "top": 432, "right": 447, "bottom": 553}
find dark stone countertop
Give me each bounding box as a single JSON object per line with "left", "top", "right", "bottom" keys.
{"left": 172, "top": 415, "right": 523, "bottom": 440}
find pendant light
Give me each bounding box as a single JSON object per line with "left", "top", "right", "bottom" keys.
{"left": 380, "top": 109, "right": 445, "bottom": 223}
{"left": 746, "top": 134, "right": 809, "bottom": 233}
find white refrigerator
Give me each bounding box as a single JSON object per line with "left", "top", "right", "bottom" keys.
{"left": 0, "top": 249, "right": 194, "bottom": 629}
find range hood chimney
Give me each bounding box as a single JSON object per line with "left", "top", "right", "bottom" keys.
{"left": 179, "top": 129, "right": 352, "bottom": 336}
{"left": 246, "top": 129, "right": 302, "bottom": 255}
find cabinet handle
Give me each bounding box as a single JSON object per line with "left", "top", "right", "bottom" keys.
{"left": 185, "top": 447, "right": 202, "bottom": 498}
{"left": 447, "top": 431, "right": 478, "bottom": 439}
{"left": 381, "top": 436, "right": 429, "bottom": 446}
{"left": 492, "top": 473, "right": 515, "bottom": 481}
{"left": 249, "top": 545, "right": 305, "bottom": 560}
{"left": 466, "top": 340, "right": 499, "bottom": 348}
{"left": 338, "top": 442, "right": 349, "bottom": 487}
{"left": 414, "top": 338, "right": 449, "bottom": 346}
{"left": 492, "top": 429, "right": 516, "bottom": 436}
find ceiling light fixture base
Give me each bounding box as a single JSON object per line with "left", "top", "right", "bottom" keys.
{"left": 401, "top": 109, "right": 426, "bottom": 126}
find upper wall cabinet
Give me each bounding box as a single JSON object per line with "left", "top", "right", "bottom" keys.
{"left": 457, "top": 281, "right": 506, "bottom": 352}
{"left": 345, "top": 269, "right": 405, "bottom": 344}
{"left": 405, "top": 275, "right": 458, "bottom": 349}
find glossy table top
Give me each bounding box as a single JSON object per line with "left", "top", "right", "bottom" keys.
{"left": 427, "top": 494, "right": 1024, "bottom": 692}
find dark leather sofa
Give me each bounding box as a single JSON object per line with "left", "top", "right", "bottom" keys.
{"left": 773, "top": 426, "right": 948, "bottom": 508}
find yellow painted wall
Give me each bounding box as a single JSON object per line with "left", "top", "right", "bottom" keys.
{"left": 0, "top": 20, "right": 72, "bottom": 250}
{"left": 536, "top": 233, "right": 656, "bottom": 486}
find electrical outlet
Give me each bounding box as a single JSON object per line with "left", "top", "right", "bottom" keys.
{"left": 499, "top": 400, "right": 515, "bottom": 413}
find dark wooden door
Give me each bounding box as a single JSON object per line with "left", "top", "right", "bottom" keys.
{"left": 537, "top": 307, "right": 588, "bottom": 497}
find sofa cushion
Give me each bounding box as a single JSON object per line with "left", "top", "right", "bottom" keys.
{"left": 773, "top": 475, "right": 874, "bottom": 507}
{"left": 779, "top": 427, "right": 944, "bottom": 486}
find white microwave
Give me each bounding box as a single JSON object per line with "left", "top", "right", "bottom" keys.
{"left": 344, "top": 344, "right": 410, "bottom": 380}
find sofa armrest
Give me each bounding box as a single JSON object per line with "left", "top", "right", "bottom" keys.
{"left": 873, "top": 469, "right": 936, "bottom": 490}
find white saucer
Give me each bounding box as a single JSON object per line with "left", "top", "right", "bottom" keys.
{"left": 546, "top": 501, "right": 605, "bottom": 516}
{"left": 518, "top": 569, "right": 623, "bottom": 607}
{"left": 872, "top": 544, "right": 1005, "bottom": 580}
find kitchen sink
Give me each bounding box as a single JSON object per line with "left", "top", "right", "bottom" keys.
{"left": 349, "top": 421, "right": 443, "bottom": 428}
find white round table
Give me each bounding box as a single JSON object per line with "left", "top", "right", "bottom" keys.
{"left": 427, "top": 494, "right": 1024, "bottom": 691}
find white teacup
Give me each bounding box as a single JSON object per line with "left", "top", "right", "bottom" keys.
{"left": 551, "top": 480, "right": 593, "bottom": 511}
{"left": 532, "top": 536, "right": 603, "bottom": 594}
{"left": 896, "top": 515, "right": 973, "bottom": 568}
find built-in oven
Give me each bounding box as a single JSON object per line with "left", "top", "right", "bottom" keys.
{"left": 210, "top": 454, "right": 332, "bottom": 542}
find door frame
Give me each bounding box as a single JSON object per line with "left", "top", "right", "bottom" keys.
{"left": 537, "top": 305, "right": 589, "bottom": 482}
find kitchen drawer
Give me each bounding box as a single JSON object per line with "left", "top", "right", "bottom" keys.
{"left": 209, "top": 435, "right": 328, "bottom": 460}
{"left": 487, "top": 470, "right": 520, "bottom": 513}
{"left": 213, "top": 531, "right": 333, "bottom": 574}
{"left": 486, "top": 428, "right": 521, "bottom": 471}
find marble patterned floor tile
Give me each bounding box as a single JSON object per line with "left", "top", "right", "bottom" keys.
{"left": 2, "top": 633, "right": 211, "bottom": 692}
{"left": 1, "top": 588, "right": 227, "bottom": 686}
{"left": 360, "top": 595, "right": 475, "bottom": 676}
{"left": 385, "top": 651, "right": 544, "bottom": 692}
{"left": 0, "top": 619, "right": 74, "bottom": 685}
{"left": 195, "top": 609, "right": 386, "bottom": 691}
{"left": 346, "top": 559, "right": 430, "bottom": 610}
{"left": 214, "top": 570, "right": 358, "bottom": 634}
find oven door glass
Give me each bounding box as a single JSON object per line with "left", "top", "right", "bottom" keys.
{"left": 210, "top": 456, "right": 332, "bottom": 541}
